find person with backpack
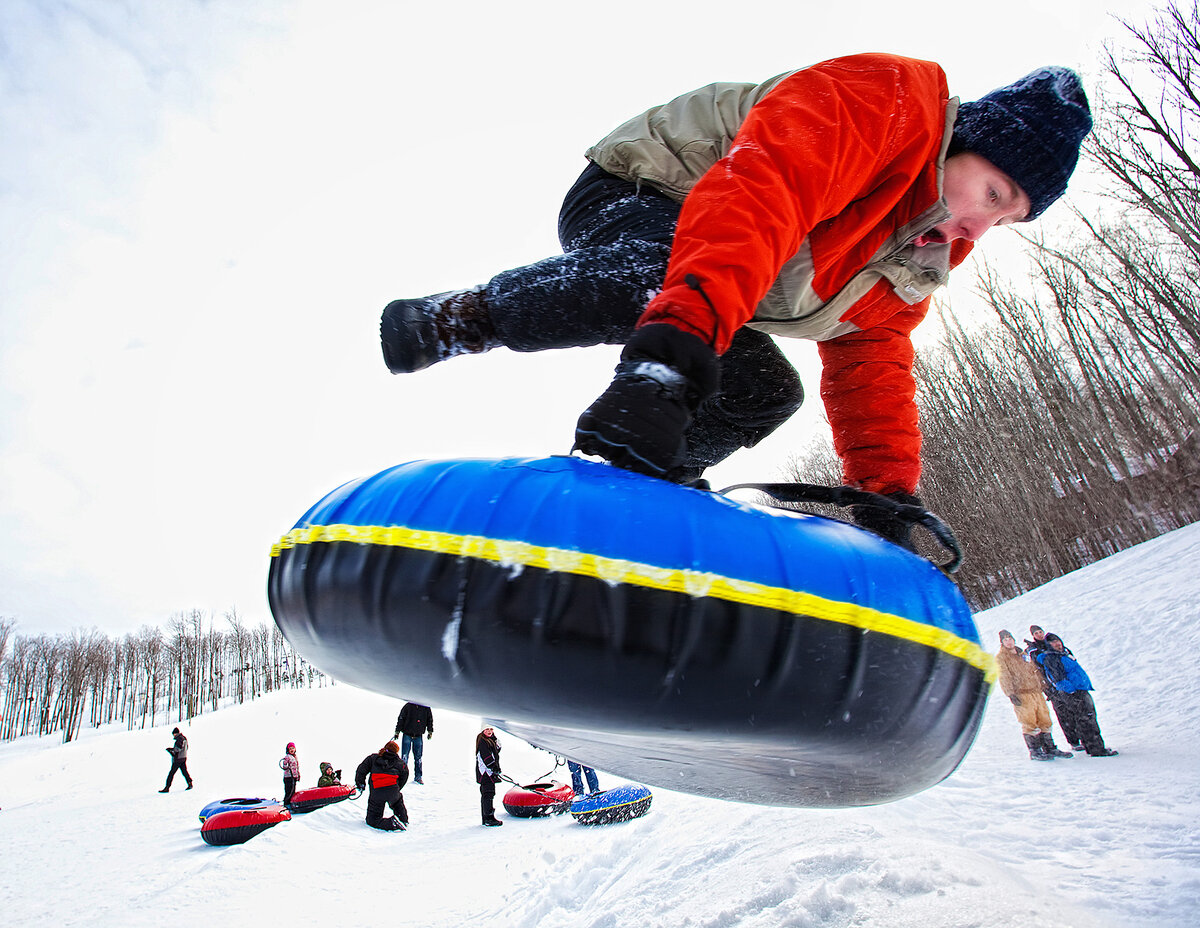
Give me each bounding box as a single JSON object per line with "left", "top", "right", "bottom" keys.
{"left": 280, "top": 742, "right": 300, "bottom": 806}
{"left": 475, "top": 726, "right": 504, "bottom": 827}
{"left": 354, "top": 740, "right": 409, "bottom": 831}
{"left": 159, "top": 727, "right": 193, "bottom": 792}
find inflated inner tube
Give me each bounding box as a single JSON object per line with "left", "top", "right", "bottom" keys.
{"left": 287, "top": 784, "right": 355, "bottom": 814}
{"left": 268, "top": 456, "right": 991, "bottom": 808}
{"left": 502, "top": 781, "right": 575, "bottom": 817}
{"left": 200, "top": 804, "right": 291, "bottom": 846}
{"left": 198, "top": 797, "right": 274, "bottom": 823}
{"left": 570, "top": 784, "right": 653, "bottom": 826}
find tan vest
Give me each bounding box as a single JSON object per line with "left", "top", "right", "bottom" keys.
{"left": 587, "top": 78, "right": 959, "bottom": 341}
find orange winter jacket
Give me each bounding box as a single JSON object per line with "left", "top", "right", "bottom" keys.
{"left": 588, "top": 54, "right": 974, "bottom": 494}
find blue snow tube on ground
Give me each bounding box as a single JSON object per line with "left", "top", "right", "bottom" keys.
{"left": 570, "top": 784, "right": 653, "bottom": 825}
{"left": 267, "top": 456, "right": 992, "bottom": 808}
{"left": 198, "top": 797, "right": 275, "bottom": 823}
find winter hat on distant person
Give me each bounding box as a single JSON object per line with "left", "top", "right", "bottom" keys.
{"left": 999, "top": 629, "right": 1015, "bottom": 642}
{"left": 951, "top": 67, "right": 1092, "bottom": 220}
{"left": 1030, "top": 625, "right": 1044, "bottom": 633}
{"left": 286, "top": 742, "right": 296, "bottom": 750}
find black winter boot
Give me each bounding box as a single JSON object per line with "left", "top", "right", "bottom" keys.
{"left": 1024, "top": 733, "right": 1054, "bottom": 761}
{"left": 381, "top": 288, "right": 499, "bottom": 373}
{"left": 1039, "top": 732, "right": 1073, "bottom": 758}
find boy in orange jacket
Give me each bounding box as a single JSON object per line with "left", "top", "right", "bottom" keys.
{"left": 380, "top": 55, "right": 1091, "bottom": 544}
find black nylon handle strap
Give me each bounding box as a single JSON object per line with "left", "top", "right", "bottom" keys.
{"left": 717, "top": 482, "right": 964, "bottom": 574}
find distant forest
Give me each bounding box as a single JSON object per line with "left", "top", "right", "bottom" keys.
{"left": 788, "top": 2, "right": 1200, "bottom": 609}
{"left": 0, "top": 611, "right": 328, "bottom": 744}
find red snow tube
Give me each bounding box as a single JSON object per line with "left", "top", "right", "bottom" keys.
{"left": 287, "top": 783, "right": 355, "bottom": 814}
{"left": 200, "top": 804, "right": 291, "bottom": 846}
{"left": 502, "top": 781, "right": 575, "bottom": 817}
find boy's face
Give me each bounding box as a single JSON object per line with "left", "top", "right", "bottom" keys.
{"left": 914, "top": 152, "right": 1032, "bottom": 246}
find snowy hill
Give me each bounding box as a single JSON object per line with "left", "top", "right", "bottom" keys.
{"left": 2, "top": 525, "right": 1199, "bottom": 928}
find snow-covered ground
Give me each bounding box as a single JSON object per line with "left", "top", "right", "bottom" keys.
{"left": 2, "top": 524, "right": 1198, "bottom": 928}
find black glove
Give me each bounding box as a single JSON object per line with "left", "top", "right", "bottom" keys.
{"left": 850, "top": 490, "right": 922, "bottom": 551}
{"left": 426, "top": 732, "right": 432, "bottom": 740}
{"left": 1010, "top": 695, "right": 1022, "bottom": 707}
{"left": 393, "top": 731, "right": 400, "bottom": 740}
{"left": 574, "top": 324, "right": 719, "bottom": 479}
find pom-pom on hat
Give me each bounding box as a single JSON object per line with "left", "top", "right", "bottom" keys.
{"left": 952, "top": 67, "right": 1092, "bottom": 220}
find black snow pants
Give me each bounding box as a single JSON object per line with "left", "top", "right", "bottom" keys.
{"left": 366, "top": 785, "right": 408, "bottom": 829}
{"left": 1058, "top": 690, "right": 1108, "bottom": 755}
{"left": 483, "top": 162, "right": 804, "bottom": 476}
{"left": 165, "top": 757, "right": 192, "bottom": 789}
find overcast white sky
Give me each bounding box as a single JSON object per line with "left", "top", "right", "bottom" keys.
{"left": 0, "top": 0, "right": 1164, "bottom": 636}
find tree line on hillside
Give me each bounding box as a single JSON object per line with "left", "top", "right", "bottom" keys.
{"left": 788, "top": 1, "right": 1200, "bottom": 609}
{"left": 0, "top": 610, "right": 330, "bottom": 744}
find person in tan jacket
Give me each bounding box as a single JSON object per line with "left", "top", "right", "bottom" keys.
{"left": 996, "top": 630, "right": 1072, "bottom": 761}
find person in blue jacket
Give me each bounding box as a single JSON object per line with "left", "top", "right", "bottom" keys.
{"left": 1035, "top": 634, "right": 1118, "bottom": 757}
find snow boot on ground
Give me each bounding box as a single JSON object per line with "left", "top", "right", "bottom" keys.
{"left": 1071, "top": 743, "right": 1086, "bottom": 751}
{"left": 380, "top": 287, "right": 499, "bottom": 373}
{"left": 1024, "top": 733, "right": 1054, "bottom": 761}
{"left": 1090, "top": 747, "right": 1120, "bottom": 757}
{"left": 1039, "top": 732, "right": 1074, "bottom": 758}
{"left": 482, "top": 816, "right": 503, "bottom": 827}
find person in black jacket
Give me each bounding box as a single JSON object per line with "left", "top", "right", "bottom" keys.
{"left": 354, "top": 741, "right": 410, "bottom": 831}
{"left": 475, "top": 726, "right": 503, "bottom": 827}
{"left": 159, "top": 727, "right": 193, "bottom": 793}
{"left": 393, "top": 702, "right": 434, "bottom": 785}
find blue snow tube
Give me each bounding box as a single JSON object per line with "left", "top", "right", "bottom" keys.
{"left": 198, "top": 797, "right": 275, "bottom": 823}
{"left": 268, "top": 456, "right": 992, "bottom": 808}
{"left": 570, "top": 784, "right": 653, "bottom": 825}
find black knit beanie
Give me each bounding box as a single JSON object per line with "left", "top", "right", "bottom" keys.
{"left": 951, "top": 67, "right": 1092, "bottom": 220}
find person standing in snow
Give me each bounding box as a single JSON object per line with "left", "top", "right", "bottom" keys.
{"left": 379, "top": 55, "right": 1091, "bottom": 547}
{"left": 1026, "top": 625, "right": 1082, "bottom": 750}
{"left": 567, "top": 760, "right": 600, "bottom": 796}
{"left": 995, "top": 630, "right": 1072, "bottom": 761}
{"left": 393, "top": 701, "right": 434, "bottom": 785}
{"left": 475, "top": 726, "right": 504, "bottom": 827}
{"left": 280, "top": 741, "right": 300, "bottom": 806}
{"left": 354, "top": 740, "right": 410, "bottom": 831}
{"left": 159, "top": 727, "right": 194, "bottom": 792}
{"left": 1035, "top": 634, "right": 1118, "bottom": 757}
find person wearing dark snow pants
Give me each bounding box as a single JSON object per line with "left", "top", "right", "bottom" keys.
{"left": 379, "top": 55, "right": 1092, "bottom": 548}
{"left": 355, "top": 740, "right": 410, "bottom": 831}
{"left": 159, "top": 727, "right": 193, "bottom": 792}
{"left": 1026, "top": 625, "right": 1082, "bottom": 749}
{"left": 393, "top": 701, "right": 434, "bottom": 785}
{"left": 280, "top": 741, "right": 300, "bottom": 806}
{"left": 1035, "top": 635, "right": 1118, "bottom": 757}
{"left": 476, "top": 726, "right": 503, "bottom": 827}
